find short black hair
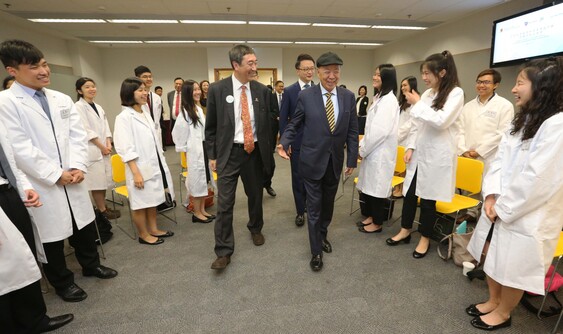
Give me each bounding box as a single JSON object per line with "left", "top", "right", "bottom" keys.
{"left": 2, "top": 75, "right": 14, "bottom": 90}
{"left": 229, "top": 44, "right": 255, "bottom": 69}
{"left": 75, "top": 77, "right": 95, "bottom": 101}
{"left": 0, "top": 39, "right": 44, "bottom": 69}
{"left": 154, "top": 86, "right": 163, "bottom": 91}
{"left": 477, "top": 69, "right": 501, "bottom": 84}
{"left": 120, "top": 77, "right": 144, "bottom": 107}
{"left": 174, "top": 77, "right": 183, "bottom": 82}
{"left": 275, "top": 80, "right": 284, "bottom": 86}
{"left": 134, "top": 65, "right": 151, "bottom": 77}
{"left": 294, "top": 54, "right": 314, "bottom": 69}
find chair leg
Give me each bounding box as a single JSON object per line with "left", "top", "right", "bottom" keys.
{"left": 539, "top": 256, "right": 562, "bottom": 319}
{"left": 179, "top": 175, "right": 183, "bottom": 206}
{"left": 552, "top": 304, "right": 563, "bottom": 334}
{"left": 112, "top": 191, "right": 136, "bottom": 240}
{"left": 349, "top": 181, "right": 357, "bottom": 215}
{"left": 92, "top": 218, "right": 106, "bottom": 260}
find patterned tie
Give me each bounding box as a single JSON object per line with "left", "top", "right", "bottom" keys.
{"left": 325, "top": 92, "right": 335, "bottom": 133}
{"left": 240, "top": 86, "right": 254, "bottom": 154}
{"left": 175, "top": 92, "right": 181, "bottom": 117}
{"left": 278, "top": 93, "right": 282, "bottom": 108}
{"left": 35, "top": 90, "right": 51, "bottom": 120}
{"left": 303, "top": 84, "right": 310, "bottom": 89}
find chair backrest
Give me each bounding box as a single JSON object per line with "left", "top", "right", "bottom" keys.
{"left": 456, "top": 156, "right": 484, "bottom": 194}
{"left": 110, "top": 154, "right": 126, "bottom": 183}
{"left": 395, "top": 146, "right": 406, "bottom": 174}
{"left": 180, "top": 152, "right": 187, "bottom": 169}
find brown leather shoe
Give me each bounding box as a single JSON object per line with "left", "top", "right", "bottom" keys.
{"left": 251, "top": 232, "right": 265, "bottom": 246}
{"left": 211, "top": 256, "right": 231, "bottom": 270}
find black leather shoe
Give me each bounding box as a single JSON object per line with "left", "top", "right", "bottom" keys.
{"left": 138, "top": 237, "right": 164, "bottom": 245}
{"left": 358, "top": 224, "right": 383, "bottom": 233}
{"left": 356, "top": 220, "right": 371, "bottom": 227}
{"left": 265, "top": 186, "right": 277, "bottom": 197}
{"left": 471, "top": 316, "right": 511, "bottom": 331}
{"left": 310, "top": 254, "right": 323, "bottom": 272}
{"left": 413, "top": 248, "right": 429, "bottom": 259}
{"left": 40, "top": 314, "right": 74, "bottom": 332}
{"left": 295, "top": 215, "right": 305, "bottom": 227}
{"left": 56, "top": 283, "right": 87, "bottom": 302}
{"left": 83, "top": 265, "right": 118, "bottom": 279}
{"left": 204, "top": 214, "right": 216, "bottom": 219}
{"left": 150, "top": 230, "right": 174, "bottom": 238}
{"left": 466, "top": 304, "right": 490, "bottom": 317}
{"left": 192, "top": 215, "right": 213, "bottom": 224}
{"left": 322, "top": 239, "right": 332, "bottom": 253}
{"left": 386, "top": 234, "right": 411, "bottom": 246}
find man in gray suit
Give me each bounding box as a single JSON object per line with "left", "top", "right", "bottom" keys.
{"left": 279, "top": 52, "right": 358, "bottom": 271}
{"left": 205, "top": 45, "right": 273, "bottom": 270}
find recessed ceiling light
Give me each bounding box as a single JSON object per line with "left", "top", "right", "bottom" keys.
{"left": 107, "top": 19, "right": 178, "bottom": 24}
{"left": 180, "top": 20, "right": 246, "bottom": 25}
{"left": 312, "top": 23, "right": 371, "bottom": 28}
{"left": 248, "top": 21, "right": 310, "bottom": 26}
{"left": 90, "top": 40, "right": 143, "bottom": 44}
{"left": 294, "top": 41, "right": 338, "bottom": 45}
{"left": 197, "top": 40, "right": 246, "bottom": 43}
{"left": 371, "top": 25, "right": 427, "bottom": 30}
{"left": 144, "top": 40, "right": 195, "bottom": 44}
{"left": 29, "top": 18, "right": 106, "bottom": 23}
{"left": 339, "top": 42, "right": 382, "bottom": 46}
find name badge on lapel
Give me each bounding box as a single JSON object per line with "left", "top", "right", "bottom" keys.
{"left": 60, "top": 108, "right": 71, "bottom": 119}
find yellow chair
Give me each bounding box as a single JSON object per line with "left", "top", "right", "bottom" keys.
{"left": 433, "top": 157, "right": 484, "bottom": 237}
{"left": 110, "top": 154, "right": 137, "bottom": 240}
{"left": 540, "top": 233, "right": 563, "bottom": 332}
{"left": 349, "top": 146, "right": 406, "bottom": 219}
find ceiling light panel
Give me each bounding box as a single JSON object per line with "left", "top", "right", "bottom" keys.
{"left": 180, "top": 20, "right": 246, "bottom": 25}
{"left": 29, "top": 19, "right": 106, "bottom": 23}
{"left": 107, "top": 19, "right": 178, "bottom": 24}
{"left": 248, "top": 21, "right": 310, "bottom": 26}
{"left": 312, "top": 23, "right": 371, "bottom": 28}
{"left": 371, "top": 25, "right": 427, "bottom": 30}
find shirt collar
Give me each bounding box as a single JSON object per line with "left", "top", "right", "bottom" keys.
{"left": 298, "top": 79, "right": 312, "bottom": 89}
{"left": 320, "top": 84, "right": 337, "bottom": 97}
{"left": 476, "top": 92, "right": 495, "bottom": 105}
{"left": 14, "top": 81, "right": 42, "bottom": 97}
{"left": 232, "top": 75, "right": 249, "bottom": 91}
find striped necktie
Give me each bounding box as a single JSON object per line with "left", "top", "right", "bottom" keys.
{"left": 325, "top": 92, "right": 335, "bottom": 133}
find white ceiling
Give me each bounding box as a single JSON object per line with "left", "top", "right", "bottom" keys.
{"left": 1, "top": 0, "right": 509, "bottom": 48}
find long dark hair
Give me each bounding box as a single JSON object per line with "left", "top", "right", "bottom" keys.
{"left": 420, "top": 50, "right": 459, "bottom": 110}
{"left": 398, "top": 76, "right": 419, "bottom": 111}
{"left": 375, "top": 63, "right": 397, "bottom": 97}
{"left": 181, "top": 80, "right": 201, "bottom": 126}
{"left": 511, "top": 57, "right": 563, "bottom": 140}
{"left": 75, "top": 77, "right": 95, "bottom": 101}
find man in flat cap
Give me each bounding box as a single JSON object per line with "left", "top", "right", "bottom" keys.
{"left": 278, "top": 52, "right": 358, "bottom": 271}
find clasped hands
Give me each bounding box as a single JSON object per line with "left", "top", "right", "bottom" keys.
{"left": 56, "top": 169, "right": 85, "bottom": 186}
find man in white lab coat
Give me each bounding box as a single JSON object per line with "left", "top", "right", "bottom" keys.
{"left": 0, "top": 121, "right": 74, "bottom": 333}
{"left": 457, "top": 69, "right": 514, "bottom": 223}
{"left": 0, "top": 39, "right": 117, "bottom": 303}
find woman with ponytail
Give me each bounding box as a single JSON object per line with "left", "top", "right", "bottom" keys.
{"left": 466, "top": 57, "right": 563, "bottom": 331}
{"left": 386, "top": 51, "right": 464, "bottom": 259}
{"left": 172, "top": 80, "right": 215, "bottom": 224}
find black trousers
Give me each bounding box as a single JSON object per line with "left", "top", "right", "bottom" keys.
{"left": 214, "top": 143, "right": 264, "bottom": 257}
{"left": 0, "top": 185, "right": 48, "bottom": 333}
{"left": 42, "top": 202, "right": 100, "bottom": 291}
{"left": 303, "top": 157, "right": 339, "bottom": 255}
{"left": 401, "top": 170, "right": 436, "bottom": 238}
{"left": 361, "top": 193, "right": 388, "bottom": 226}
{"left": 290, "top": 148, "right": 306, "bottom": 216}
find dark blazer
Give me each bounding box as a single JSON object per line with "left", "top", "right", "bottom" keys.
{"left": 279, "top": 81, "right": 304, "bottom": 149}
{"left": 356, "top": 96, "right": 369, "bottom": 116}
{"left": 167, "top": 90, "right": 176, "bottom": 119}
{"left": 205, "top": 76, "right": 273, "bottom": 175}
{"left": 280, "top": 85, "right": 359, "bottom": 180}
{"left": 270, "top": 92, "right": 280, "bottom": 121}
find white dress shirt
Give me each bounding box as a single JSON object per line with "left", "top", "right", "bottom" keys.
{"left": 320, "top": 85, "right": 340, "bottom": 124}
{"left": 232, "top": 75, "right": 257, "bottom": 144}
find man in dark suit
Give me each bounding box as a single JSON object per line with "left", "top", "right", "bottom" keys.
{"left": 262, "top": 80, "right": 283, "bottom": 197}
{"left": 278, "top": 52, "right": 358, "bottom": 272}
{"left": 205, "top": 44, "right": 273, "bottom": 270}
{"left": 166, "top": 77, "right": 184, "bottom": 144}
{"left": 279, "top": 54, "right": 316, "bottom": 227}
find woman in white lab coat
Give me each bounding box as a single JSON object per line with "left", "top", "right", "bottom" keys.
{"left": 386, "top": 51, "right": 464, "bottom": 259}
{"left": 172, "top": 80, "right": 214, "bottom": 223}
{"left": 356, "top": 64, "right": 399, "bottom": 233}
{"left": 114, "top": 77, "right": 175, "bottom": 245}
{"left": 74, "top": 77, "right": 120, "bottom": 220}
{"left": 465, "top": 57, "right": 563, "bottom": 331}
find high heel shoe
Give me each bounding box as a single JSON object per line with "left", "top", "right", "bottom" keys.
{"left": 138, "top": 237, "right": 164, "bottom": 245}
{"left": 385, "top": 234, "right": 411, "bottom": 246}
{"left": 413, "top": 246, "right": 429, "bottom": 259}
{"left": 192, "top": 215, "right": 213, "bottom": 224}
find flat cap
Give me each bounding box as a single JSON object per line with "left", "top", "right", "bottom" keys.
{"left": 316, "top": 52, "right": 343, "bottom": 67}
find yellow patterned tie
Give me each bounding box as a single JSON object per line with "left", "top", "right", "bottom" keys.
{"left": 325, "top": 92, "right": 335, "bottom": 133}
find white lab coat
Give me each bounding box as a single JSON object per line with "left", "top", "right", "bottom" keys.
{"left": 0, "top": 208, "right": 42, "bottom": 296}
{"left": 172, "top": 106, "right": 209, "bottom": 198}
{"left": 403, "top": 87, "right": 464, "bottom": 202}
{"left": 142, "top": 91, "right": 163, "bottom": 148}
{"left": 357, "top": 92, "right": 399, "bottom": 198}
{"left": 467, "top": 113, "right": 563, "bottom": 295}
{"left": 397, "top": 106, "right": 413, "bottom": 146}
{"left": 0, "top": 121, "right": 46, "bottom": 263}
{"left": 457, "top": 94, "right": 514, "bottom": 172}
{"left": 74, "top": 98, "right": 113, "bottom": 190}
{"left": 0, "top": 83, "right": 95, "bottom": 243}
{"left": 114, "top": 106, "right": 174, "bottom": 210}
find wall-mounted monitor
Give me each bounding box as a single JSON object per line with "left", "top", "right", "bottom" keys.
{"left": 490, "top": 1, "right": 563, "bottom": 68}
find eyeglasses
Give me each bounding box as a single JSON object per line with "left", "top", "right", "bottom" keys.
{"left": 476, "top": 80, "right": 493, "bottom": 85}
{"left": 299, "top": 67, "right": 315, "bottom": 72}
